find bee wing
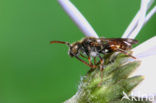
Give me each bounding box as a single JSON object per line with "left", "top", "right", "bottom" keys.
{"left": 99, "top": 38, "right": 138, "bottom": 45}
{"left": 122, "top": 38, "right": 138, "bottom": 44}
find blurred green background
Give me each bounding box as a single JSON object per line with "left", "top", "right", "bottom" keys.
{"left": 0, "top": 0, "right": 155, "bottom": 103}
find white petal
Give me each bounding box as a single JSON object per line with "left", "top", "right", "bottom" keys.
{"left": 130, "top": 36, "right": 156, "bottom": 97}
{"left": 130, "top": 55, "right": 156, "bottom": 97}
{"left": 126, "top": 0, "right": 148, "bottom": 39}
{"left": 122, "top": 0, "right": 156, "bottom": 39}
{"left": 58, "top": 0, "right": 99, "bottom": 38}
{"left": 133, "top": 36, "right": 156, "bottom": 59}
{"left": 145, "top": 6, "right": 156, "bottom": 25}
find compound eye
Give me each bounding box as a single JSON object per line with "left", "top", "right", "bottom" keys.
{"left": 68, "top": 49, "right": 74, "bottom": 57}
{"left": 73, "top": 46, "right": 78, "bottom": 53}
{"left": 73, "top": 45, "right": 78, "bottom": 50}
{"left": 69, "top": 45, "right": 79, "bottom": 56}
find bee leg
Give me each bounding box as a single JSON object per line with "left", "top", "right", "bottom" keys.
{"left": 127, "top": 54, "right": 136, "bottom": 59}
{"left": 98, "top": 56, "right": 104, "bottom": 86}
{"left": 94, "top": 57, "right": 96, "bottom": 65}
{"left": 118, "top": 49, "right": 136, "bottom": 59}
{"left": 123, "top": 52, "right": 136, "bottom": 59}
{"left": 88, "top": 56, "right": 93, "bottom": 65}
{"left": 80, "top": 53, "right": 88, "bottom": 59}
{"left": 75, "top": 56, "right": 97, "bottom": 68}
{"left": 80, "top": 54, "right": 94, "bottom": 66}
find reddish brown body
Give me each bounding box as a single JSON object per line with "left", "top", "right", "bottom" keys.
{"left": 50, "top": 37, "right": 138, "bottom": 68}
{"left": 50, "top": 37, "right": 138, "bottom": 84}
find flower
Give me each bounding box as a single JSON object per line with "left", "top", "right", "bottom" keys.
{"left": 57, "top": 0, "right": 156, "bottom": 97}
{"left": 130, "top": 36, "right": 156, "bottom": 97}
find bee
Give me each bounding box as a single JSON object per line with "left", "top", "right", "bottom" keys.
{"left": 50, "top": 37, "right": 138, "bottom": 69}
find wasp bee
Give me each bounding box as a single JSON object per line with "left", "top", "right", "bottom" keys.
{"left": 50, "top": 37, "right": 138, "bottom": 69}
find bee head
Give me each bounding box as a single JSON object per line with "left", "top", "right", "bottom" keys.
{"left": 69, "top": 42, "right": 81, "bottom": 57}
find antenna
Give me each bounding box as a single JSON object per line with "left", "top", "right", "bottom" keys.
{"left": 50, "top": 41, "right": 71, "bottom": 47}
